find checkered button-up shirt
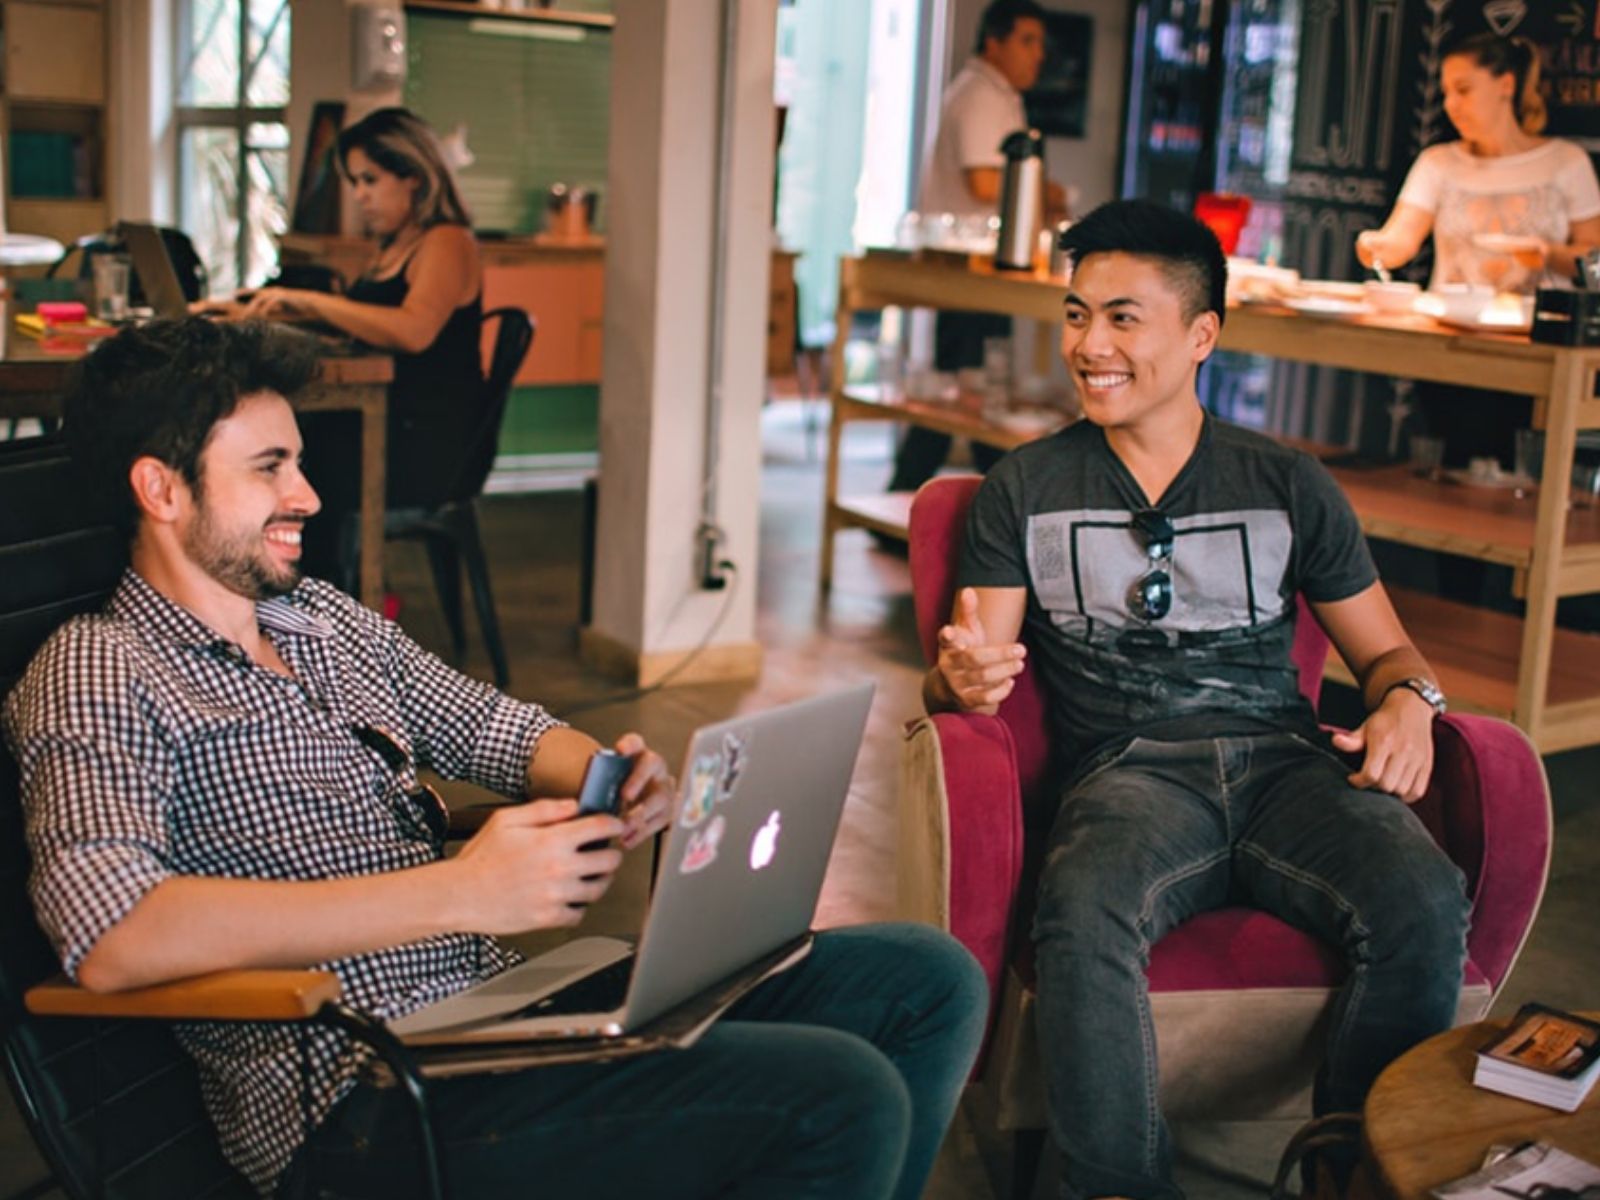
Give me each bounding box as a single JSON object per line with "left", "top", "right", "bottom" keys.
{"left": 3, "top": 571, "right": 563, "bottom": 1193}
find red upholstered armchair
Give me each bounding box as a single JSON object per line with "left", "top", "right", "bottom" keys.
{"left": 898, "top": 475, "right": 1553, "bottom": 1177}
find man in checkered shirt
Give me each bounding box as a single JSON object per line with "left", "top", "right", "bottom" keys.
{"left": 4, "top": 319, "right": 987, "bottom": 1199}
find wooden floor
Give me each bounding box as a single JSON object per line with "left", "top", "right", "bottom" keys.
{"left": 3, "top": 399, "right": 1596, "bottom": 1200}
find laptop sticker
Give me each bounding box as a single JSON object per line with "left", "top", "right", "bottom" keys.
{"left": 681, "top": 753, "right": 721, "bottom": 828}
{"left": 680, "top": 813, "right": 726, "bottom": 874}
{"left": 718, "top": 730, "right": 748, "bottom": 802}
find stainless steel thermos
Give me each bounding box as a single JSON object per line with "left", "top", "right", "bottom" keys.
{"left": 994, "top": 129, "right": 1045, "bottom": 271}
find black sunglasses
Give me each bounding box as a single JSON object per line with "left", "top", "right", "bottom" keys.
{"left": 353, "top": 724, "right": 449, "bottom": 846}
{"left": 1127, "top": 508, "right": 1175, "bottom": 622}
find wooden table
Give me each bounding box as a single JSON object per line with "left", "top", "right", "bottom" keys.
{"left": 0, "top": 328, "right": 394, "bottom": 610}
{"left": 825, "top": 250, "right": 1600, "bottom": 752}
{"left": 1363, "top": 1013, "right": 1600, "bottom": 1200}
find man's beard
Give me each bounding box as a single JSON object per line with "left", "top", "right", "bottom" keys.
{"left": 185, "top": 501, "right": 303, "bottom": 600}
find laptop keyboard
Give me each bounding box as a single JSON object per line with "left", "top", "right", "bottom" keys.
{"left": 512, "top": 954, "right": 636, "bottom": 1019}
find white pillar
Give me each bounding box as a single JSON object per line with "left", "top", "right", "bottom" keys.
{"left": 582, "top": 0, "right": 776, "bottom": 686}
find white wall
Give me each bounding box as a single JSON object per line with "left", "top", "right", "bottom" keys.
{"left": 943, "top": 0, "right": 1127, "bottom": 214}
{"left": 586, "top": 0, "right": 774, "bottom": 682}
{"left": 287, "top": 0, "right": 403, "bottom": 236}
{"left": 108, "top": 0, "right": 176, "bottom": 224}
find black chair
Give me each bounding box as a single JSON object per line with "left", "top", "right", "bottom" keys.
{"left": 371, "top": 307, "right": 534, "bottom": 690}
{"left": 0, "top": 436, "right": 444, "bottom": 1200}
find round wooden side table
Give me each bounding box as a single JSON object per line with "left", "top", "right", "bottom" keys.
{"left": 1363, "top": 1012, "right": 1600, "bottom": 1200}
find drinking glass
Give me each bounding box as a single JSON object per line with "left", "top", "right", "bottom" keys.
{"left": 982, "top": 336, "right": 1012, "bottom": 419}
{"left": 1514, "top": 428, "right": 1544, "bottom": 483}
{"left": 1409, "top": 434, "right": 1444, "bottom": 479}
{"left": 92, "top": 255, "right": 131, "bottom": 322}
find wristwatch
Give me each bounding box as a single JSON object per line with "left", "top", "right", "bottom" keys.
{"left": 1386, "top": 676, "right": 1447, "bottom": 718}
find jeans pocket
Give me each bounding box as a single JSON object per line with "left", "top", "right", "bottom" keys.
{"left": 1285, "top": 730, "right": 1358, "bottom": 773}
{"left": 1065, "top": 736, "right": 1149, "bottom": 794}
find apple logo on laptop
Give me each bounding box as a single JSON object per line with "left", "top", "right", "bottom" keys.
{"left": 750, "top": 811, "right": 781, "bottom": 870}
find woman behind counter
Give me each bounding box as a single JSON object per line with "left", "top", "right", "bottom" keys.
{"left": 203, "top": 106, "right": 486, "bottom": 582}
{"left": 1357, "top": 34, "right": 1600, "bottom": 608}
{"left": 1356, "top": 33, "right": 1600, "bottom": 293}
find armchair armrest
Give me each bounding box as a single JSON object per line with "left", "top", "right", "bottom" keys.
{"left": 1422, "top": 714, "right": 1552, "bottom": 993}
{"left": 900, "top": 712, "right": 1026, "bottom": 1005}
{"left": 26, "top": 970, "right": 342, "bottom": 1021}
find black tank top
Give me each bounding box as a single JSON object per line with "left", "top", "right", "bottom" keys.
{"left": 346, "top": 236, "right": 485, "bottom": 507}
{"left": 346, "top": 240, "right": 483, "bottom": 418}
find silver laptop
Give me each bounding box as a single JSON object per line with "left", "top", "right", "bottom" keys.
{"left": 120, "top": 222, "right": 192, "bottom": 318}
{"left": 389, "top": 681, "right": 876, "bottom": 1045}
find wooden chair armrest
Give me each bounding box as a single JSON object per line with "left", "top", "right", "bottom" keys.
{"left": 25, "top": 969, "right": 342, "bottom": 1021}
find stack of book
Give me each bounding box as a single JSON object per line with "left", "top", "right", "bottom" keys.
{"left": 1474, "top": 1003, "right": 1600, "bottom": 1111}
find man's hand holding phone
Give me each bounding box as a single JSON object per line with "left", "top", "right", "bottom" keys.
{"left": 580, "top": 734, "right": 676, "bottom": 850}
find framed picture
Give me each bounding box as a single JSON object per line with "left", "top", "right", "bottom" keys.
{"left": 1025, "top": 13, "right": 1094, "bottom": 139}
{"left": 291, "top": 101, "right": 347, "bottom": 235}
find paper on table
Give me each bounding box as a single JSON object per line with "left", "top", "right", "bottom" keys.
{"left": 1431, "top": 1142, "right": 1600, "bottom": 1200}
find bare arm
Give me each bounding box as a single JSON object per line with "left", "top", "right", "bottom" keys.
{"left": 525, "top": 726, "right": 675, "bottom": 851}
{"left": 1355, "top": 202, "right": 1434, "bottom": 271}
{"left": 76, "top": 800, "right": 626, "bottom": 992}
{"left": 235, "top": 225, "right": 481, "bottom": 354}
{"left": 1311, "top": 582, "right": 1439, "bottom": 801}
{"left": 1544, "top": 213, "right": 1600, "bottom": 281}
{"left": 77, "top": 714, "right": 673, "bottom": 992}
{"left": 964, "top": 167, "right": 1002, "bottom": 205}
{"left": 923, "top": 585, "right": 1029, "bottom": 715}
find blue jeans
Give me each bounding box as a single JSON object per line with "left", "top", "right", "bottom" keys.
{"left": 280, "top": 923, "right": 986, "bottom": 1200}
{"left": 1032, "top": 735, "right": 1470, "bottom": 1200}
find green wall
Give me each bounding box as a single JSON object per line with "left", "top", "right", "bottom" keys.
{"left": 405, "top": 13, "right": 612, "bottom": 233}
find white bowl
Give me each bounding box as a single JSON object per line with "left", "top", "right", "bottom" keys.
{"left": 1362, "top": 280, "right": 1421, "bottom": 313}
{"left": 1417, "top": 284, "right": 1497, "bottom": 324}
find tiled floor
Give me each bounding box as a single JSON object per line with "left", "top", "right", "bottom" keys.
{"left": 2, "top": 400, "right": 1595, "bottom": 1199}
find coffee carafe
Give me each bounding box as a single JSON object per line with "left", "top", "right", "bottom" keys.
{"left": 993, "top": 129, "right": 1045, "bottom": 271}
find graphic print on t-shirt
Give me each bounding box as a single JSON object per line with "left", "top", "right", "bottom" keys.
{"left": 1026, "top": 506, "right": 1294, "bottom": 643}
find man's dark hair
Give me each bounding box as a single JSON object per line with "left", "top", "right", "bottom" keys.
{"left": 1057, "top": 199, "right": 1228, "bottom": 325}
{"left": 64, "top": 318, "right": 321, "bottom": 532}
{"left": 975, "top": 0, "right": 1048, "bottom": 53}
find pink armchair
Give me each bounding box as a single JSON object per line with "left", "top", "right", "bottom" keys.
{"left": 898, "top": 475, "right": 1552, "bottom": 1188}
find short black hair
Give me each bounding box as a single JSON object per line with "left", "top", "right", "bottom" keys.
{"left": 975, "top": 0, "right": 1048, "bottom": 54}
{"left": 64, "top": 318, "right": 321, "bottom": 532}
{"left": 1057, "top": 200, "right": 1228, "bottom": 325}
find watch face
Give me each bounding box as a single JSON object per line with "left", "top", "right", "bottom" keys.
{"left": 1411, "top": 678, "right": 1445, "bottom": 713}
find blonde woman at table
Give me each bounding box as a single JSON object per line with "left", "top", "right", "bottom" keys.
{"left": 1355, "top": 33, "right": 1600, "bottom": 295}
{"left": 197, "top": 107, "right": 484, "bottom": 582}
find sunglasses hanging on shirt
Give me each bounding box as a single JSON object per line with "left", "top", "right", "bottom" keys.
{"left": 1127, "top": 508, "right": 1175, "bottom": 622}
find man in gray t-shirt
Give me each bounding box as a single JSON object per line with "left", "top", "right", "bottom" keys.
{"left": 924, "top": 201, "right": 1470, "bottom": 1200}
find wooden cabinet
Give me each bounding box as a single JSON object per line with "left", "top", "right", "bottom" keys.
{"left": 825, "top": 251, "right": 1600, "bottom": 753}
{"left": 4, "top": 1, "right": 104, "bottom": 102}
{"left": 480, "top": 245, "right": 605, "bottom": 386}
{"left": 768, "top": 249, "right": 797, "bottom": 376}
{"left": 0, "top": 0, "right": 109, "bottom": 245}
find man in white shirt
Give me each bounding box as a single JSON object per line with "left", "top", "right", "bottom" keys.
{"left": 889, "top": 0, "right": 1066, "bottom": 494}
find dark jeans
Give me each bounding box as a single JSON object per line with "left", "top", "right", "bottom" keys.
{"left": 280, "top": 923, "right": 987, "bottom": 1200}
{"left": 1032, "top": 734, "right": 1470, "bottom": 1200}
{"left": 887, "top": 310, "right": 1010, "bottom": 492}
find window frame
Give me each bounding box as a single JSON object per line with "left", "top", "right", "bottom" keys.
{"left": 173, "top": 0, "right": 290, "bottom": 290}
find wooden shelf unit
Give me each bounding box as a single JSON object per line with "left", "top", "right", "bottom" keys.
{"left": 824, "top": 250, "right": 1600, "bottom": 752}
{"left": 0, "top": 0, "right": 109, "bottom": 246}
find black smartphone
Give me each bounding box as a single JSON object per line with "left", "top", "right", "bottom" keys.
{"left": 576, "top": 749, "right": 632, "bottom": 817}
{"left": 572, "top": 751, "right": 633, "bottom": 902}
